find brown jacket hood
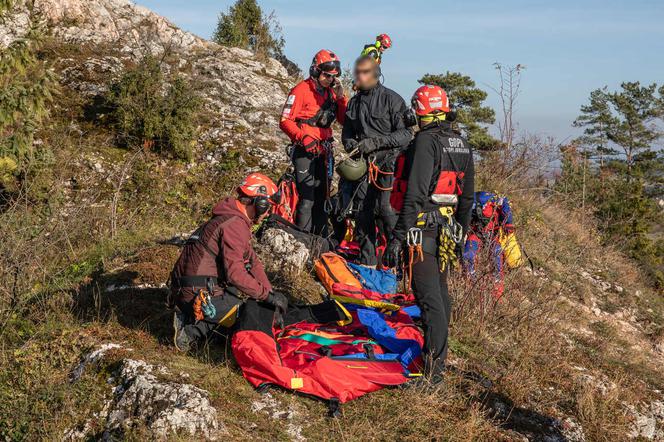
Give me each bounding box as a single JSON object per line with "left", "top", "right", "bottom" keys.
{"left": 211, "top": 197, "right": 251, "bottom": 226}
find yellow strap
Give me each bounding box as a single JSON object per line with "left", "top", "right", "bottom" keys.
{"left": 217, "top": 304, "right": 239, "bottom": 328}
{"left": 331, "top": 295, "right": 401, "bottom": 311}
{"left": 334, "top": 300, "right": 353, "bottom": 326}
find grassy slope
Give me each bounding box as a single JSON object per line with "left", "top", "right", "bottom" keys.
{"left": 2, "top": 48, "right": 663, "bottom": 442}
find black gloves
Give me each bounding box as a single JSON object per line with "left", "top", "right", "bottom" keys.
{"left": 357, "top": 137, "right": 381, "bottom": 155}
{"left": 383, "top": 239, "right": 403, "bottom": 269}
{"left": 267, "top": 291, "right": 288, "bottom": 331}
{"left": 344, "top": 139, "right": 359, "bottom": 153}
{"left": 267, "top": 291, "right": 288, "bottom": 313}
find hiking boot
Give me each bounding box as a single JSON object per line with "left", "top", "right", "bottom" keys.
{"left": 173, "top": 310, "right": 192, "bottom": 353}
{"left": 403, "top": 372, "right": 444, "bottom": 390}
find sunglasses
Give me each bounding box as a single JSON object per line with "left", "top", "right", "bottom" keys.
{"left": 321, "top": 72, "right": 337, "bottom": 79}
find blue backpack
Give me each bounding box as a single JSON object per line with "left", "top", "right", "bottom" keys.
{"left": 347, "top": 263, "right": 398, "bottom": 294}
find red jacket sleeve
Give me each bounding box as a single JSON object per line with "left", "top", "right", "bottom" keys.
{"left": 220, "top": 218, "right": 271, "bottom": 300}
{"left": 279, "top": 85, "right": 306, "bottom": 142}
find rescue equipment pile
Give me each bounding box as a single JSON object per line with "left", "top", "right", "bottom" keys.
{"left": 232, "top": 252, "right": 424, "bottom": 405}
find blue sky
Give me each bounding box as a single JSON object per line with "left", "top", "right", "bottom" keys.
{"left": 138, "top": 0, "right": 664, "bottom": 141}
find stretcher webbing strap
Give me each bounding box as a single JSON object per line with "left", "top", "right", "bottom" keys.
{"left": 286, "top": 333, "right": 377, "bottom": 347}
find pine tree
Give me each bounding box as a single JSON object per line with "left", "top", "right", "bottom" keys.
{"left": 212, "top": 0, "right": 285, "bottom": 59}
{"left": 575, "top": 82, "right": 662, "bottom": 172}
{"left": 0, "top": 0, "right": 55, "bottom": 189}
{"left": 418, "top": 71, "right": 498, "bottom": 150}
{"left": 562, "top": 82, "right": 664, "bottom": 288}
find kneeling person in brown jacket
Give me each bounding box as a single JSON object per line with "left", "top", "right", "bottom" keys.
{"left": 170, "top": 173, "right": 286, "bottom": 351}
{"left": 170, "top": 173, "right": 348, "bottom": 352}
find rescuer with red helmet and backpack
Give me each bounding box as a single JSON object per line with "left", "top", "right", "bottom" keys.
{"left": 170, "top": 173, "right": 288, "bottom": 352}
{"left": 279, "top": 49, "right": 348, "bottom": 235}
{"left": 383, "top": 85, "right": 475, "bottom": 379}
{"left": 361, "top": 33, "right": 392, "bottom": 64}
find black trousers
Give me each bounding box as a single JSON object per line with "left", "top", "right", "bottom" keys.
{"left": 355, "top": 173, "right": 397, "bottom": 266}
{"left": 178, "top": 294, "right": 346, "bottom": 341}
{"left": 412, "top": 229, "right": 451, "bottom": 375}
{"left": 293, "top": 148, "right": 329, "bottom": 235}
{"left": 177, "top": 292, "right": 243, "bottom": 340}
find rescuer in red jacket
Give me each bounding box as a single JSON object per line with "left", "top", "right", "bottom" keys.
{"left": 280, "top": 49, "right": 348, "bottom": 235}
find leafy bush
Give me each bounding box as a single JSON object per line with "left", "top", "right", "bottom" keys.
{"left": 106, "top": 56, "right": 201, "bottom": 160}
{"left": 0, "top": 1, "right": 55, "bottom": 191}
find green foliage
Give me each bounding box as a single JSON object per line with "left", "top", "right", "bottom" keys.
{"left": 0, "top": 4, "right": 55, "bottom": 189}
{"left": 106, "top": 56, "right": 202, "bottom": 160}
{"left": 213, "top": 0, "right": 285, "bottom": 59}
{"left": 418, "top": 71, "right": 498, "bottom": 150}
{"left": 574, "top": 82, "right": 663, "bottom": 169}
{"left": 562, "top": 82, "right": 664, "bottom": 288}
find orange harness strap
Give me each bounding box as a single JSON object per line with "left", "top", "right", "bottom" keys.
{"left": 403, "top": 228, "right": 424, "bottom": 293}
{"left": 368, "top": 160, "right": 394, "bottom": 191}
{"left": 403, "top": 244, "right": 424, "bottom": 293}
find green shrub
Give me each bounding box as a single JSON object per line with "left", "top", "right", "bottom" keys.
{"left": 213, "top": 0, "right": 284, "bottom": 59}
{"left": 106, "top": 56, "right": 201, "bottom": 160}
{"left": 0, "top": 2, "right": 55, "bottom": 191}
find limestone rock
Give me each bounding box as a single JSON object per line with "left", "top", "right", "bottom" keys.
{"left": 104, "top": 359, "right": 224, "bottom": 440}
{"left": 257, "top": 228, "right": 310, "bottom": 275}
{"left": 629, "top": 401, "right": 664, "bottom": 440}
{"left": 33, "top": 0, "right": 208, "bottom": 56}
{"left": 67, "top": 346, "right": 224, "bottom": 441}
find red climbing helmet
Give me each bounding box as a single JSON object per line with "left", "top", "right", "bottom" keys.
{"left": 237, "top": 173, "right": 280, "bottom": 216}
{"left": 310, "top": 49, "right": 341, "bottom": 77}
{"left": 238, "top": 173, "right": 278, "bottom": 198}
{"left": 376, "top": 33, "right": 392, "bottom": 49}
{"left": 411, "top": 85, "right": 450, "bottom": 116}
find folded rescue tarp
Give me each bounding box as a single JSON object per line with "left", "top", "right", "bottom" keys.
{"left": 232, "top": 300, "right": 422, "bottom": 404}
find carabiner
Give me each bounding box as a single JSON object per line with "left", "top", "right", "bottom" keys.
{"left": 406, "top": 227, "right": 422, "bottom": 247}
{"left": 324, "top": 198, "right": 333, "bottom": 214}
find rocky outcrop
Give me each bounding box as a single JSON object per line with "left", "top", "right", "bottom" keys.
{"left": 3, "top": 0, "right": 207, "bottom": 54}
{"left": 2, "top": 0, "right": 292, "bottom": 173}
{"left": 67, "top": 345, "right": 224, "bottom": 440}
{"left": 257, "top": 228, "right": 310, "bottom": 275}
{"left": 629, "top": 401, "right": 664, "bottom": 440}
{"left": 104, "top": 358, "right": 224, "bottom": 440}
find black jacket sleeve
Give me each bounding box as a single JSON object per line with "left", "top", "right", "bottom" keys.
{"left": 342, "top": 99, "right": 358, "bottom": 151}
{"left": 377, "top": 93, "right": 412, "bottom": 150}
{"left": 455, "top": 149, "right": 475, "bottom": 235}
{"left": 391, "top": 135, "right": 436, "bottom": 242}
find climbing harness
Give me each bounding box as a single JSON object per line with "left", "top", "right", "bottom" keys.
{"left": 403, "top": 227, "right": 424, "bottom": 293}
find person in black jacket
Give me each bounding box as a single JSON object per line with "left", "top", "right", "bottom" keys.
{"left": 341, "top": 55, "right": 413, "bottom": 266}
{"left": 384, "top": 85, "right": 474, "bottom": 379}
